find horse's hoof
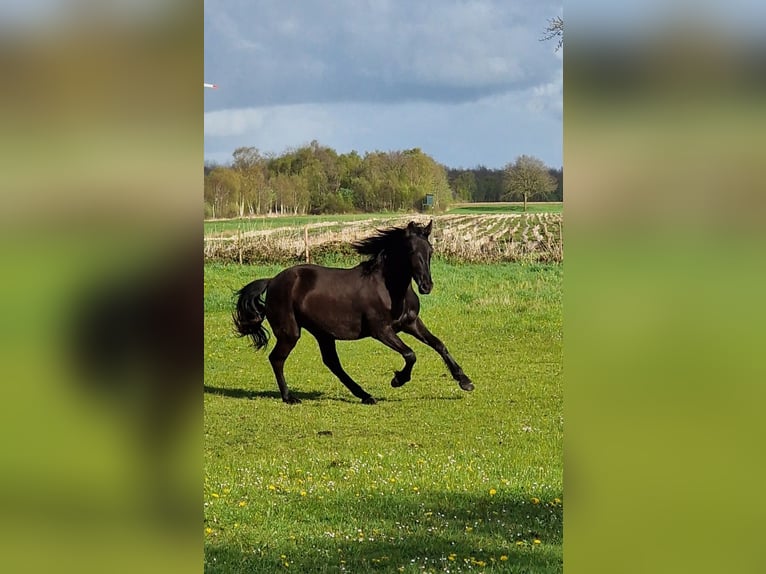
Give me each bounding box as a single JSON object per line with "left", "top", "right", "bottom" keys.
{"left": 283, "top": 396, "right": 302, "bottom": 404}
{"left": 458, "top": 378, "right": 474, "bottom": 392}
{"left": 361, "top": 396, "right": 377, "bottom": 405}
{"left": 391, "top": 376, "right": 405, "bottom": 388}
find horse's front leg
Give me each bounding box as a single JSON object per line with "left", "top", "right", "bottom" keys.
{"left": 372, "top": 326, "right": 417, "bottom": 387}
{"left": 401, "top": 317, "right": 474, "bottom": 391}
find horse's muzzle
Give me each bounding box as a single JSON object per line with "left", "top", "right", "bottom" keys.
{"left": 417, "top": 281, "right": 432, "bottom": 295}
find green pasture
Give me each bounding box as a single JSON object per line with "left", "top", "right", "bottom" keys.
{"left": 204, "top": 259, "right": 563, "bottom": 573}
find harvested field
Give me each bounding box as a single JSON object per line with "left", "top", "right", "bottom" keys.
{"left": 204, "top": 213, "right": 563, "bottom": 264}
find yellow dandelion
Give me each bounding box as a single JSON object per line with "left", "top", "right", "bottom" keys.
{"left": 210, "top": 493, "right": 219, "bottom": 498}
{"left": 465, "top": 526, "right": 473, "bottom": 532}
{"left": 412, "top": 486, "right": 419, "bottom": 492}
{"left": 222, "top": 488, "right": 231, "bottom": 494}
{"left": 448, "top": 554, "right": 456, "bottom": 561}
{"left": 500, "top": 555, "right": 508, "bottom": 561}
{"left": 531, "top": 497, "right": 540, "bottom": 504}
{"left": 533, "top": 539, "right": 541, "bottom": 545}
{"left": 268, "top": 484, "right": 276, "bottom": 491}
{"left": 554, "top": 497, "right": 562, "bottom": 504}
{"left": 489, "top": 488, "right": 497, "bottom": 496}
{"left": 300, "top": 490, "right": 307, "bottom": 497}
{"left": 205, "top": 527, "right": 212, "bottom": 535}
{"left": 238, "top": 501, "right": 246, "bottom": 507}
{"left": 516, "top": 541, "right": 525, "bottom": 546}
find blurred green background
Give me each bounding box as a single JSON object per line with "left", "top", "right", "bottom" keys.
{"left": 0, "top": 2, "right": 202, "bottom": 573}
{"left": 565, "top": 5, "right": 766, "bottom": 573}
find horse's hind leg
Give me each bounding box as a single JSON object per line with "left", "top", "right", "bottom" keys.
{"left": 316, "top": 336, "right": 376, "bottom": 405}
{"left": 269, "top": 333, "right": 300, "bottom": 404}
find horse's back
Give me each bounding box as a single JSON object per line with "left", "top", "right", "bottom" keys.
{"left": 267, "top": 263, "right": 372, "bottom": 339}
{"left": 270, "top": 263, "right": 362, "bottom": 295}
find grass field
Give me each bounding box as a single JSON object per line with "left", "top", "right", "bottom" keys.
{"left": 204, "top": 258, "right": 563, "bottom": 573}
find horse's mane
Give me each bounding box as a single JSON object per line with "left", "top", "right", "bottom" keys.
{"left": 352, "top": 222, "right": 430, "bottom": 274}
{"left": 353, "top": 226, "right": 408, "bottom": 257}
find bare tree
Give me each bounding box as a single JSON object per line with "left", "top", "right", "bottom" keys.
{"left": 542, "top": 16, "right": 563, "bottom": 51}
{"left": 503, "top": 155, "right": 558, "bottom": 212}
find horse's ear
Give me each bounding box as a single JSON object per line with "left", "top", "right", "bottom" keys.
{"left": 406, "top": 221, "right": 417, "bottom": 235}
{"left": 424, "top": 220, "right": 433, "bottom": 236}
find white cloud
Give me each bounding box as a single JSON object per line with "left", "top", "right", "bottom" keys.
{"left": 527, "top": 77, "right": 563, "bottom": 116}
{"left": 204, "top": 108, "right": 265, "bottom": 137}
{"left": 205, "top": 86, "right": 562, "bottom": 169}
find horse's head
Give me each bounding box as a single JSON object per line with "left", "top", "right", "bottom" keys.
{"left": 406, "top": 220, "right": 434, "bottom": 294}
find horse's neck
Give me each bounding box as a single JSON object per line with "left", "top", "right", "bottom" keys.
{"left": 381, "top": 254, "right": 412, "bottom": 298}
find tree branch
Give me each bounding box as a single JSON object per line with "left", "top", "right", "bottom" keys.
{"left": 541, "top": 16, "right": 563, "bottom": 52}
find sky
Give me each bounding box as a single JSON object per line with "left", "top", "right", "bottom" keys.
{"left": 204, "top": 0, "right": 563, "bottom": 170}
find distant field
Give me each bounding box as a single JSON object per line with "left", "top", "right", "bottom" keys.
{"left": 204, "top": 213, "right": 394, "bottom": 236}
{"left": 448, "top": 203, "right": 563, "bottom": 215}
{"left": 203, "top": 204, "right": 562, "bottom": 235}
{"left": 204, "top": 260, "right": 563, "bottom": 573}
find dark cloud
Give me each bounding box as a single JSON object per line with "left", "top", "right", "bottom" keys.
{"left": 204, "top": 0, "right": 562, "bottom": 169}
{"left": 205, "top": 0, "right": 562, "bottom": 110}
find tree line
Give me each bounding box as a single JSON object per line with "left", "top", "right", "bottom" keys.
{"left": 448, "top": 161, "right": 563, "bottom": 204}
{"left": 204, "top": 140, "right": 562, "bottom": 218}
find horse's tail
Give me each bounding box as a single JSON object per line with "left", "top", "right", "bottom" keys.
{"left": 233, "top": 278, "right": 271, "bottom": 350}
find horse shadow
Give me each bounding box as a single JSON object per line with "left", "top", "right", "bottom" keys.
{"left": 203, "top": 385, "right": 325, "bottom": 402}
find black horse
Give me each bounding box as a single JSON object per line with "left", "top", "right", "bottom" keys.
{"left": 233, "top": 220, "right": 474, "bottom": 404}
